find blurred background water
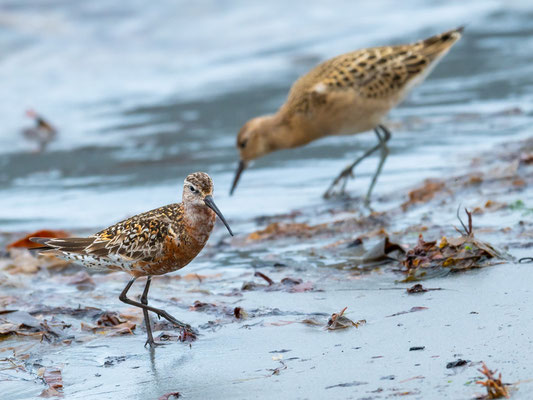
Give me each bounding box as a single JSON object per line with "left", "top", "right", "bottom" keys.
{"left": 1, "top": 0, "right": 532, "bottom": 232}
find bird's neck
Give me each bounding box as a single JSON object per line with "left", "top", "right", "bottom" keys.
{"left": 269, "top": 110, "right": 319, "bottom": 150}
{"left": 183, "top": 203, "right": 216, "bottom": 244}
{"left": 263, "top": 108, "right": 313, "bottom": 152}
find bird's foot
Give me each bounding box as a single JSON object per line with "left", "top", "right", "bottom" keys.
{"left": 323, "top": 168, "right": 354, "bottom": 199}
{"left": 155, "top": 309, "right": 198, "bottom": 338}
{"left": 363, "top": 196, "right": 375, "bottom": 212}
{"left": 144, "top": 338, "right": 167, "bottom": 348}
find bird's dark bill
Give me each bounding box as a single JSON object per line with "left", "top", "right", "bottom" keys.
{"left": 204, "top": 195, "right": 234, "bottom": 236}
{"left": 229, "top": 160, "right": 246, "bottom": 195}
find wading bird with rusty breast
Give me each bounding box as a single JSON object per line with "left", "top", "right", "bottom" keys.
{"left": 230, "top": 27, "right": 464, "bottom": 204}
{"left": 32, "top": 172, "right": 233, "bottom": 347}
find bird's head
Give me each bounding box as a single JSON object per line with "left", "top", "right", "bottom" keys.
{"left": 231, "top": 114, "right": 287, "bottom": 195}
{"left": 183, "top": 172, "right": 233, "bottom": 236}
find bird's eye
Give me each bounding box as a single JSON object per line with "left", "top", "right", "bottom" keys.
{"left": 189, "top": 185, "right": 196, "bottom": 192}
{"left": 239, "top": 140, "right": 247, "bottom": 149}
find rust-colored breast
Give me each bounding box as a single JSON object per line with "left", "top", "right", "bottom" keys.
{"left": 129, "top": 205, "right": 216, "bottom": 277}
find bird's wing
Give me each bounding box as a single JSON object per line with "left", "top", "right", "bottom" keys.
{"left": 88, "top": 206, "right": 181, "bottom": 262}
{"left": 31, "top": 204, "right": 182, "bottom": 263}
{"left": 287, "top": 27, "right": 463, "bottom": 113}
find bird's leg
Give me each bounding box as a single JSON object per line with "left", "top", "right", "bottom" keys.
{"left": 364, "top": 125, "right": 391, "bottom": 206}
{"left": 323, "top": 127, "right": 388, "bottom": 199}
{"left": 139, "top": 276, "right": 164, "bottom": 348}
{"left": 119, "top": 278, "right": 198, "bottom": 339}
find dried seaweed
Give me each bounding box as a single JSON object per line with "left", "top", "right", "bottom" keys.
{"left": 247, "top": 222, "right": 327, "bottom": 241}
{"left": 476, "top": 363, "right": 510, "bottom": 399}
{"left": 402, "top": 179, "right": 446, "bottom": 210}
{"left": 81, "top": 312, "right": 136, "bottom": 336}
{"left": 0, "top": 312, "right": 69, "bottom": 342}
{"left": 327, "top": 307, "right": 366, "bottom": 330}
{"left": 400, "top": 209, "right": 509, "bottom": 281}
{"left": 38, "top": 366, "right": 63, "bottom": 397}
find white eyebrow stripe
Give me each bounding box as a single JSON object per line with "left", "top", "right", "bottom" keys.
{"left": 184, "top": 181, "right": 198, "bottom": 191}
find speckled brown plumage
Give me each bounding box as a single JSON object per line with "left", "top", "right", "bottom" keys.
{"left": 32, "top": 172, "right": 223, "bottom": 277}
{"left": 231, "top": 27, "right": 463, "bottom": 202}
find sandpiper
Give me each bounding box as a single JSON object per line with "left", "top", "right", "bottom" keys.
{"left": 23, "top": 109, "right": 57, "bottom": 152}
{"left": 31, "top": 172, "right": 233, "bottom": 347}
{"left": 230, "top": 27, "right": 463, "bottom": 204}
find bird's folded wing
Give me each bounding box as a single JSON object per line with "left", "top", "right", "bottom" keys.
{"left": 87, "top": 216, "right": 177, "bottom": 262}
{"left": 31, "top": 219, "right": 176, "bottom": 264}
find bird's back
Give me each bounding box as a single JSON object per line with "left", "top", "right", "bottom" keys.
{"left": 282, "top": 27, "right": 463, "bottom": 134}
{"left": 32, "top": 203, "right": 200, "bottom": 277}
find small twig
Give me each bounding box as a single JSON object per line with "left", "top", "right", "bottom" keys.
{"left": 466, "top": 208, "right": 473, "bottom": 235}
{"left": 254, "top": 271, "right": 274, "bottom": 286}
{"left": 455, "top": 206, "right": 473, "bottom": 236}
{"left": 456, "top": 204, "right": 468, "bottom": 234}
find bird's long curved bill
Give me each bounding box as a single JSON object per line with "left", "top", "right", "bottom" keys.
{"left": 204, "top": 195, "right": 234, "bottom": 236}
{"left": 229, "top": 160, "right": 246, "bottom": 196}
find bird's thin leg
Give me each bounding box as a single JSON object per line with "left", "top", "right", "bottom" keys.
{"left": 324, "top": 126, "right": 389, "bottom": 199}
{"left": 119, "top": 278, "right": 197, "bottom": 336}
{"left": 364, "top": 124, "right": 391, "bottom": 206}
{"left": 139, "top": 276, "right": 164, "bottom": 348}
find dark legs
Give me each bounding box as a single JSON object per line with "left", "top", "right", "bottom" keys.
{"left": 365, "top": 125, "right": 391, "bottom": 204}
{"left": 323, "top": 124, "right": 391, "bottom": 205}
{"left": 139, "top": 276, "right": 159, "bottom": 347}
{"left": 119, "top": 277, "right": 196, "bottom": 348}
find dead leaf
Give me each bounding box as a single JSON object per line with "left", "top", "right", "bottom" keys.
{"left": 81, "top": 315, "right": 136, "bottom": 336}
{"left": 247, "top": 222, "right": 326, "bottom": 241}
{"left": 402, "top": 179, "right": 446, "bottom": 210}
{"left": 289, "top": 281, "right": 314, "bottom": 293}
{"left": 39, "top": 366, "right": 63, "bottom": 397}
{"left": 266, "top": 321, "right": 295, "bottom": 327}
{"left": 446, "top": 359, "right": 470, "bottom": 368}
{"left": 301, "top": 318, "right": 323, "bottom": 326}
{"left": 351, "top": 236, "right": 405, "bottom": 266}
{"left": 407, "top": 284, "right": 428, "bottom": 294}
{"left": 96, "top": 312, "right": 125, "bottom": 327}
{"left": 7, "top": 230, "right": 69, "bottom": 249}
{"left": 233, "top": 307, "right": 248, "bottom": 319}
{"left": 181, "top": 273, "right": 223, "bottom": 282}
{"left": 520, "top": 152, "right": 533, "bottom": 165}
{"left": 158, "top": 392, "right": 181, "bottom": 400}
{"left": 60, "top": 271, "right": 95, "bottom": 288}
{"left": 189, "top": 301, "right": 218, "bottom": 312}
{"left": 0, "top": 312, "right": 68, "bottom": 341}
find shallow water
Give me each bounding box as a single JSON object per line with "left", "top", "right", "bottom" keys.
{"left": 1, "top": 0, "right": 532, "bottom": 231}
{"left": 1, "top": 1, "right": 533, "bottom": 400}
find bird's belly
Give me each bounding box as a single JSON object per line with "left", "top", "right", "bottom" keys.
{"left": 132, "top": 236, "right": 207, "bottom": 277}
{"left": 324, "top": 105, "right": 389, "bottom": 136}
{"left": 311, "top": 92, "right": 395, "bottom": 137}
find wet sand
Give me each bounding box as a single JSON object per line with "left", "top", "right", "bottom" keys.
{"left": 1, "top": 137, "right": 532, "bottom": 399}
